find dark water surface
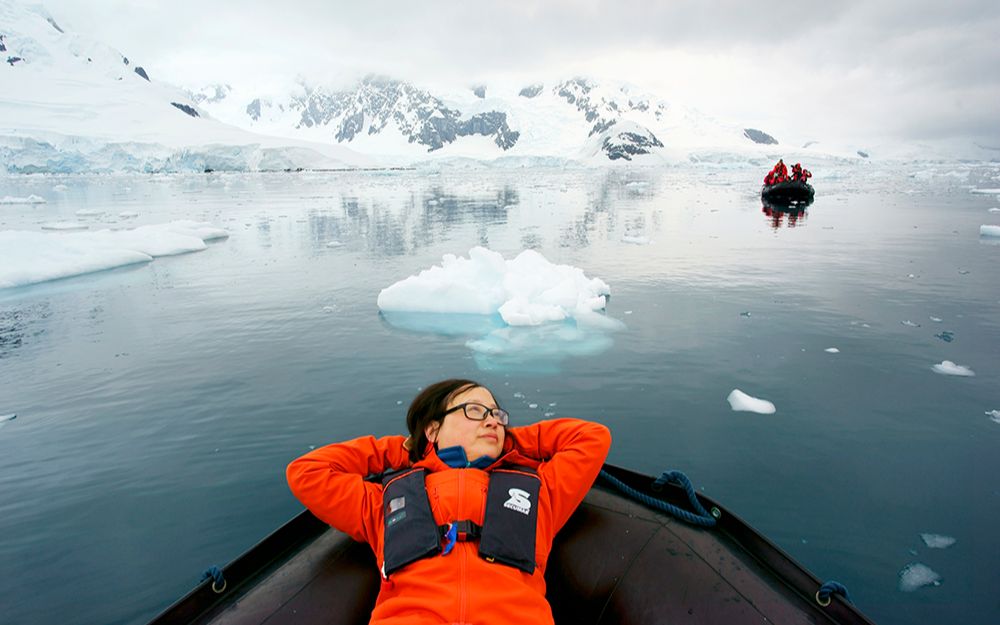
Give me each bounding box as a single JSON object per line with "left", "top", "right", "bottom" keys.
{"left": 1, "top": 165, "right": 999, "bottom": 624}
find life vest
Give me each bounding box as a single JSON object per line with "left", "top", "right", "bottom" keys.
{"left": 380, "top": 466, "right": 541, "bottom": 577}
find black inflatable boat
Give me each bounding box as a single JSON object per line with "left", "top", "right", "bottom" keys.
{"left": 761, "top": 180, "right": 815, "bottom": 205}
{"left": 148, "top": 464, "right": 875, "bottom": 625}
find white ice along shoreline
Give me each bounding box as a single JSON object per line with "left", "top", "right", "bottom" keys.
{"left": 0, "top": 220, "right": 229, "bottom": 289}
{"left": 377, "top": 247, "right": 617, "bottom": 328}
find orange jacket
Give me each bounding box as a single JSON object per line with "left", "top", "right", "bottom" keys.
{"left": 287, "top": 418, "right": 611, "bottom": 625}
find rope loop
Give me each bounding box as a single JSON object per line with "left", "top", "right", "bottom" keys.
{"left": 816, "top": 580, "right": 851, "bottom": 606}
{"left": 599, "top": 469, "right": 717, "bottom": 528}
{"left": 200, "top": 565, "right": 227, "bottom": 594}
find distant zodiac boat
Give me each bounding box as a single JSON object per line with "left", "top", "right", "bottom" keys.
{"left": 761, "top": 180, "right": 815, "bottom": 205}
{"left": 148, "top": 463, "right": 875, "bottom": 625}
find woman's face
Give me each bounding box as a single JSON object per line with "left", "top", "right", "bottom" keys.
{"left": 426, "top": 385, "right": 505, "bottom": 461}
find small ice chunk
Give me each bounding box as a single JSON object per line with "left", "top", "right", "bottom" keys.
{"left": 901, "top": 320, "right": 920, "bottom": 327}
{"left": 40, "top": 221, "right": 89, "bottom": 230}
{"left": 824, "top": 348, "right": 840, "bottom": 353}
{"left": 0, "top": 413, "right": 15, "bottom": 430}
{"left": 543, "top": 412, "right": 555, "bottom": 417}
{"left": 920, "top": 533, "right": 956, "bottom": 549}
{"left": 986, "top": 410, "right": 1000, "bottom": 424}
{"left": 624, "top": 310, "right": 633, "bottom": 315}
{"left": 898, "top": 563, "right": 941, "bottom": 592}
{"left": 119, "top": 211, "right": 139, "bottom": 218}
{"left": 931, "top": 361, "right": 975, "bottom": 376}
{"left": 326, "top": 240, "right": 343, "bottom": 247}
{"left": 934, "top": 331, "right": 954, "bottom": 342}
{"left": 528, "top": 403, "right": 538, "bottom": 408}
{"left": 970, "top": 188, "right": 1000, "bottom": 194}
{"left": 988, "top": 207, "right": 1000, "bottom": 213}
{"left": 0, "top": 194, "right": 46, "bottom": 204}
{"left": 75, "top": 209, "right": 104, "bottom": 216}
{"left": 980, "top": 225, "right": 1000, "bottom": 237}
{"left": 727, "top": 389, "right": 776, "bottom": 414}
{"left": 53, "top": 184, "right": 69, "bottom": 192}
{"left": 513, "top": 392, "right": 525, "bottom": 399}
{"left": 930, "top": 317, "right": 943, "bottom": 322}
{"left": 622, "top": 234, "right": 650, "bottom": 245}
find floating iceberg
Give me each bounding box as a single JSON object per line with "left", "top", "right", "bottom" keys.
{"left": 898, "top": 563, "right": 941, "bottom": 592}
{"left": 920, "top": 533, "right": 956, "bottom": 549}
{"left": 931, "top": 361, "right": 975, "bottom": 377}
{"left": 377, "top": 247, "right": 620, "bottom": 372}
{"left": 377, "top": 247, "right": 614, "bottom": 327}
{"left": 0, "top": 220, "right": 229, "bottom": 289}
{"left": 727, "top": 389, "right": 776, "bottom": 414}
{"left": 0, "top": 194, "right": 47, "bottom": 204}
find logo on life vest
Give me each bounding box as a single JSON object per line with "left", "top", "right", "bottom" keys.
{"left": 503, "top": 488, "right": 532, "bottom": 515}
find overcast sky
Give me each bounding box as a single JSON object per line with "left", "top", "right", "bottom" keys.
{"left": 44, "top": 0, "right": 1000, "bottom": 147}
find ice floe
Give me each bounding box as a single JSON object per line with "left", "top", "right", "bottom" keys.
{"left": 0, "top": 194, "right": 46, "bottom": 204}
{"left": 920, "top": 533, "right": 956, "bottom": 549}
{"left": 41, "top": 222, "right": 88, "bottom": 230}
{"left": 378, "top": 248, "right": 620, "bottom": 372}
{"left": 727, "top": 389, "right": 776, "bottom": 414}
{"left": 970, "top": 188, "right": 1000, "bottom": 194}
{"left": 0, "top": 220, "right": 229, "bottom": 289}
{"left": 898, "top": 563, "right": 941, "bottom": 592}
{"left": 824, "top": 347, "right": 840, "bottom": 353}
{"left": 622, "top": 233, "right": 650, "bottom": 245}
{"left": 987, "top": 410, "right": 1000, "bottom": 424}
{"left": 981, "top": 225, "right": 1000, "bottom": 237}
{"left": 377, "top": 247, "right": 614, "bottom": 328}
{"left": 989, "top": 208, "right": 1000, "bottom": 213}
{"left": 931, "top": 361, "right": 975, "bottom": 376}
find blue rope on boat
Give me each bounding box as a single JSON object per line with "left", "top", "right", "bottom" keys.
{"left": 817, "top": 580, "right": 851, "bottom": 604}
{"left": 200, "top": 565, "right": 226, "bottom": 593}
{"left": 599, "top": 469, "right": 717, "bottom": 527}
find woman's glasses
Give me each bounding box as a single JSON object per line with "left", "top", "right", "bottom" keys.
{"left": 443, "top": 402, "right": 510, "bottom": 425}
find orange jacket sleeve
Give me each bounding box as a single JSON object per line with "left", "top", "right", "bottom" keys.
{"left": 507, "top": 418, "right": 611, "bottom": 533}
{"left": 286, "top": 435, "right": 410, "bottom": 544}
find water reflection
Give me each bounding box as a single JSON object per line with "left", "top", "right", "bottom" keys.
{"left": 378, "top": 310, "right": 618, "bottom": 374}
{"left": 762, "top": 198, "right": 811, "bottom": 229}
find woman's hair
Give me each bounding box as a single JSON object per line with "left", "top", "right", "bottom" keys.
{"left": 405, "top": 378, "right": 481, "bottom": 462}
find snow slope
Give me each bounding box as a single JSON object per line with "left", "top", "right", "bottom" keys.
{"left": 0, "top": 2, "right": 371, "bottom": 173}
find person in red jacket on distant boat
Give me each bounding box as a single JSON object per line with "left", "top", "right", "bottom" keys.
{"left": 791, "top": 163, "right": 803, "bottom": 182}
{"left": 287, "top": 378, "right": 612, "bottom": 625}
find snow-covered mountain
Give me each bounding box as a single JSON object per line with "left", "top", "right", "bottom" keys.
{"left": 0, "top": 1, "right": 369, "bottom": 173}
{"left": 193, "top": 75, "right": 790, "bottom": 164}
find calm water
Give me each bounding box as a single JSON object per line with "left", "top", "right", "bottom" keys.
{"left": 1, "top": 164, "right": 999, "bottom": 625}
